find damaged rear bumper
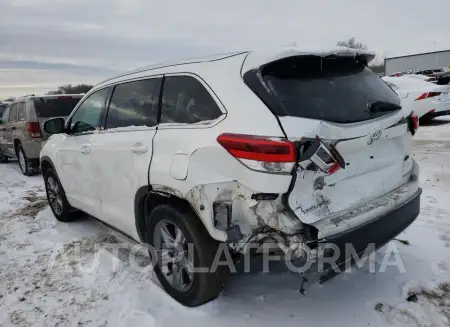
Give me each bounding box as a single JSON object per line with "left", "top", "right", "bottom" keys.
{"left": 320, "top": 187, "right": 421, "bottom": 248}
{"left": 185, "top": 160, "right": 420, "bottom": 262}
{"left": 312, "top": 159, "right": 420, "bottom": 239}
{"left": 316, "top": 186, "right": 421, "bottom": 282}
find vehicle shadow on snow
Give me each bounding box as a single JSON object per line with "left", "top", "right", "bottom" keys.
{"left": 218, "top": 248, "right": 399, "bottom": 297}
{"left": 209, "top": 258, "right": 398, "bottom": 325}
{"left": 420, "top": 118, "right": 450, "bottom": 126}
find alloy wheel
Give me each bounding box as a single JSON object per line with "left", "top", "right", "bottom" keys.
{"left": 46, "top": 176, "right": 64, "bottom": 216}
{"left": 153, "top": 220, "right": 194, "bottom": 292}
{"left": 18, "top": 150, "right": 26, "bottom": 173}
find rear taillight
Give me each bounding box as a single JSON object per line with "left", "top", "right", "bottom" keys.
{"left": 415, "top": 92, "right": 441, "bottom": 101}
{"left": 26, "top": 122, "right": 42, "bottom": 138}
{"left": 408, "top": 112, "right": 419, "bottom": 135}
{"left": 217, "top": 133, "right": 296, "bottom": 174}
{"left": 412, "top": 112, "right": 419, "bottom": 130}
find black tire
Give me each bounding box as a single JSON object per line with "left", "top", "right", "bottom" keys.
{"left": 147, "top": 204, "right": 229, "bottom": 307}
{"left": 44, "top": 168, "right": 78, "bottom": 222}
{"left": 17, "top": 145, "right": 31, "bottom": 176}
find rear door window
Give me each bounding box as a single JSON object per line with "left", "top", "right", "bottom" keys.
{"left": 256, "top": 56, "right": 400, "bottom": 124}
{"left": 18, "top": 102, "right": 26, "bottom": 121}
{"left": 33, "top": 96, "right": 81, "bottom": 118}
{"left": 105, "top": 78, "right": 161, "bottom": 129}
{"left": 160, "top": 76, "right": 223, "bottom": 124}
{"left": 9, "top": 104, "right": 18, "bottom": 122}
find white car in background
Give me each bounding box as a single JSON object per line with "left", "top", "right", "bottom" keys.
{"left": 382, "top": 76, "right": 450, "bottom": 121}
{"left": 403, "top": 74, "right": 436, "bottom": 83}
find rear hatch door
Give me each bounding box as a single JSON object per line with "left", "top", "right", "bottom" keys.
{"left": 243, "top": 51, "right": 414, "bottom": 224}
{"left": 279, "top": 114, "right": 413, "bottom": 225}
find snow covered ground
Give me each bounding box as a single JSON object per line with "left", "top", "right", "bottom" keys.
{"left": 1, "top": 118, "right": 450, "bottom": 327}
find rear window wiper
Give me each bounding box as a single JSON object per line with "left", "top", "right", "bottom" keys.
{"left": 368, "top": 101, "right": 401, "bottom": 113}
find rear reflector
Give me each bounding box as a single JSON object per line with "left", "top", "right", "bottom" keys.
{"left": 217, "top": 133, "right": 296, "bottom": 174}
{"left": 415, "top": 92, "right": 441, "bottom": 101}
{"left": 328, "top": 162, "right": 342, "bottom": 175}
{"left": 26, "top": 122, "right": 42, "bottom": 138}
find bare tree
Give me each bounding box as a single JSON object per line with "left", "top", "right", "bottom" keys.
{"left": 46, "top": 90, "right": 63, "bottom": 95}
{"left": 47, "top": 84, "right": 93, "bottom": 95}
{"left": 369, "top": 64, "right": 385, "bottom": 74}
{"left": 337, "top": 37, "right": 368, "bottom": 50}
{"left": 336, "top": 38, "right": 385, "bottom": 74}
{"left": 58, "top": 84, "right": 74, "bottom": 94}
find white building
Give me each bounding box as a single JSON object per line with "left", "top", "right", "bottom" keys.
{"left": 385, "top": 50, "right": 450, "bottom": 75}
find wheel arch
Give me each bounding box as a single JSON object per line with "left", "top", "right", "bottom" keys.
{"left": 13, "top": 138, "right": 21, "bottom": 154}
{"left": 40, "top": 156, "right": 56, "bottom": 175}
{"left": 134, "top": 185, "right": 209, "bottom": 244}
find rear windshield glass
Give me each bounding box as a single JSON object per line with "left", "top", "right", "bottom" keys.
{"left": 33, "top": 97, "right": 81, "bottom": 117}
{"left": 261, "top": 56, "right": 400, "bottom": 123}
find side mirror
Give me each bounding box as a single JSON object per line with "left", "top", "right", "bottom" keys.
{"left": 44, "top": 117, "right": 65, "bottom": 134}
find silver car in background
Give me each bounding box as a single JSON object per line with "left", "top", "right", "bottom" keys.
{"left": 0, "top": 95, "right": 83, "bottom": 175}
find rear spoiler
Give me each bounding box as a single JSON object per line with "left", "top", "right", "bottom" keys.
{"left": 241, "top": 46, "right": 376, "bottom": 75}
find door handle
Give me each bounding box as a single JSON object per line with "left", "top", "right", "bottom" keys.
{"left": 129, "top": 143, "right": 148, "bottom": 154}
{"left": 80, "top": 145, "right": 91, "bottom": 154}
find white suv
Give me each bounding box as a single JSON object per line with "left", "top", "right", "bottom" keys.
{"left": 40, "top": 47, "right": 422, "bottom": 307}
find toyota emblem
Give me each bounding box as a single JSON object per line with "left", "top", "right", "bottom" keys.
{"left": 368, "top": 130, "right": 382, "bottom": 145}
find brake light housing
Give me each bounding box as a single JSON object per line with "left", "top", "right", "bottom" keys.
{"left": 217, "top": 133, "right": 296, "bottom": 174}
{"left": 26, "top": 122, "right": 43, "bottom": 138}
{"left": 408, "top": 112, "right": 419, "bottom": 135}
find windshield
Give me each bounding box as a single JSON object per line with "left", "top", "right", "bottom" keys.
{"left": 260, "top": 56, "right": 400, "bottom": 123}
{"left": 33, "top": 96, "right": 81, "bottom": 117}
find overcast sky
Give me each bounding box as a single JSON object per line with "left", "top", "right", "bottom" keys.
{"left": 1, "top": 0, "right": 449, "bottom": 99}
